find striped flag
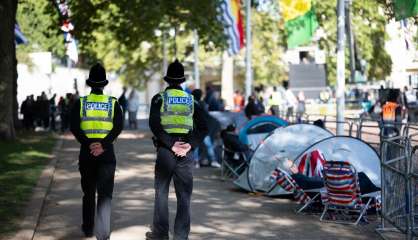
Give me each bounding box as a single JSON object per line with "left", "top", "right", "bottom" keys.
{"left": 218, "top": 0, "right": 245, "bottom": 55}
{"left": 15, "top": 23, "right": 28, "bottom": 45}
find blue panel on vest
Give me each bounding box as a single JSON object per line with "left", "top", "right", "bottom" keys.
{"left": 85, "top": 102, "right": 109, "bottom": 111}
{"left": 167, "top": 97, "right": 192, "bottom": 105}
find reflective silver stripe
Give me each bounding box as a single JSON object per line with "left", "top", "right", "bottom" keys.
{"left": 163, "top": 124, "right": 193, "bottom": 130}
{"left": 83, "top": 129, "right": 111, "bottom": 134}
{"left": 161, "top": 111, "right": 193, "bottom": 117}
{"left": 81, "top": 117, "right": 113, "bottom": 122}
{"left": 82, "top": 97, "right": 87, "bottom": 117}
{"left": 107, "top": 97, "right": 113, "bottom": 118}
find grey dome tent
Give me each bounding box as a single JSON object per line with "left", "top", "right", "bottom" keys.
{"left": 293, "top": 136, "right": 381, "bottom": 188}
{"left": 234, "top": 124, "right": 333, "bottom": 195}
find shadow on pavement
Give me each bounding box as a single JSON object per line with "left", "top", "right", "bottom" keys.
{"left": 32, "top": 130, "right": 380, "bottom": 240}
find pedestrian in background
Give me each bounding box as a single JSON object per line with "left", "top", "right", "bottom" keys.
{"left": 146, "top": 59, "right": 208, "bottom": 240}
{"left": 128, "top": 89, "right": 140, "bottom": 129}
{"left": 296, "top": 91, "right": 306, "bottom": 123}
{"left": 245, "top": 95, "right": 263, "bottom": 120}
{"left": 233, "top": 90, "right": 244, "bottom": 112}
{"left": 50, "top": 94, "right": 57, "bottom": 131}
{"left": 283, "top": 81, "right": 297, "bottom": 121}
{"left": 191, "top": 89, "right": 221, "bottom": 168}
{"left": 21, "top": 95, "right": 34, "bottom": 130}
{"left": 119, "top": 86, "right": 128, "bottom": 122}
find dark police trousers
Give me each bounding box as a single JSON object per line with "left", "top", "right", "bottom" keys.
{"left": 79, "top": 159, "right": 115, "bottom": 240}
{"left": 153, "top": 147, "right": 193, "bottom": 240}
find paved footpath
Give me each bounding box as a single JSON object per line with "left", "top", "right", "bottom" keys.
{"left": 32, "top": 129, "right": 380, "bottom": 240}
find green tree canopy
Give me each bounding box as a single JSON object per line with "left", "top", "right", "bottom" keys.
{"left": 16, "top": 0, "right": 65, "bottom": 64}
{"left": 67, "top": 0, "right": 226, "bottom": 87}
{"left": 315, "top": 0, "right": 393, "bottom": 84}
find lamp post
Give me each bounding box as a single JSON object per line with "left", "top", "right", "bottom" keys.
{"left": 193, "top": 30, "right": 200, "bottom": 89}
{"left": 245, "top": 0, "right": 252, "bottom": 99}
{"left": 336, "top": 0, "right": 346, "bottom": 135}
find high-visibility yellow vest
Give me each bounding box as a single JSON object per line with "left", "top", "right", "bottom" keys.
{"left": 160, "top": 89, "right": 194, "bottom": 134}
{"left": 271, "top": 91, "right": 281, "bottom": 106}
{"left": 80, "top": 94, "right": 116, "bottom": 139}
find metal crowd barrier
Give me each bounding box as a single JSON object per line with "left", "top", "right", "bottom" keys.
{"left": 377, "top": 124, "right": 418, "bottom": 240}
{"left": 378, "top": 135, "right": 411, "bottom": 239}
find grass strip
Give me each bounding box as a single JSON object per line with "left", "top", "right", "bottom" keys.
{"left": 0, "top": 132, "right": 56, "bottom": 235}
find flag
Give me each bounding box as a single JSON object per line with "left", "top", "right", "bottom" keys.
{"left": 15, "top": 23, "right": 28, "bottom": 45}
{"left": 394, "top": 0, "right": 418, "bottom": 20}
{"left": 218, "top": 0, "right": 244, "bottom": 55}
{"left": 280, "top": 0, "right": 318, "bottom": 49}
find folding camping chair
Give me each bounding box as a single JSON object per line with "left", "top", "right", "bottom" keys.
{"left": 320, "top": 161, "right": 380, "bottom": 225}
{"left": 220, "top": 130, "right": 253, "bottom": 181}
{"left": 270, "top": 168, "right": 321, "bottom": 213}
{"left": 221, "top": 146, "right": 250, "bottom": 181}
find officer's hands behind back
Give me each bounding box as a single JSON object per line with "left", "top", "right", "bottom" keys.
{"left": 90, "top": 142, "right": 105, "bottom": 157}
{"left": 171, "top": 141, "right": 191, "bottom": 157}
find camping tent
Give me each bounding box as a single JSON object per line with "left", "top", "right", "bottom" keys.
{"left": 293, "top": 136, "right": 381, "bottom": 188}
{"left": 238, "top": 115, "right": 288, "bottom": 150}
{"left": 234, "top": 124, "right": 333, "bottom": 194}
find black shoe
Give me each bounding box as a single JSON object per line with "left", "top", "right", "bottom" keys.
{"left": 82, "top": 230, "right": 93, "bottom": 238}
{"left": 81, "top": 225, "right": 93, "bottom": 238}
{"left": 145, "top": 231, "right": 169, "bottom": 240}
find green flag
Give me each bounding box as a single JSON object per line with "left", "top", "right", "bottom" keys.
{"left": 285, "top": 8, "right": 318, "bottom": 49}
{"left": 394, "top": 0, "right": 418, "bottom": 20}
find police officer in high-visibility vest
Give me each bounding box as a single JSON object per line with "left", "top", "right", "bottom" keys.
{"left": 381, "top": 89, "right": 402, "bottom": 138}
{"left": 70, "top": 63, "right": 123, "bottom": 240}
{"left": 146, "top": 60, "right": 208, "bottom": 240}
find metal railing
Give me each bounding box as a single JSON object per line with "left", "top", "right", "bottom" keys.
{"left": 377, "top": 126, "right": 418, "bottom": 240}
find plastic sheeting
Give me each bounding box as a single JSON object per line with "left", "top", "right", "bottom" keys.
{"left": 234, "top": 124, "right": 333, "bottom": 194}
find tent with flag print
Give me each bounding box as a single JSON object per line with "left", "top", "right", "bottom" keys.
{"left": 234, "top": 124, "right": 333, "bottom": 195}
{"left": 280, "top": 0, "right": 318, "bottom": 49}
{"left": 218, "top": 0, "right": 245, "bottom": 55}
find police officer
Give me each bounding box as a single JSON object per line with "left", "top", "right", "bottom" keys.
{"left": 146, "top": 59, "right": 208, "bottom": 240}
{"left": 70, "top": 63, "right": 123, "bottom": 240}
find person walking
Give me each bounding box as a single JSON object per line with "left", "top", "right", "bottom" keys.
{"left": 296, "top": 91, "right": 306, "bottom": 123}
{"left": 191, "top": 89, "right": 221, "bottom": 168}
{"left": 70, "top": 63, "right": 123, "bottom": 240}
{"left": 269, "top": 86, "right": 282, "bottom": 117}
{"left": 21, "top": 95, "right": 33, "bottom": 130}
{"left": 127, "top": 89, "right": 140, "bottom": 129}
{"left": 146, "top": 59, "right": 208, "bottom": 240}
{"left": 119, "top": 87, "right": 128, "bottom": 122}
{"left": 40, "top": 92, "right": 50, "bottom": 129}
{"left": 58, "top": 96, "right": 68, "bottom": 132}
{"left": 50, "top": 94, "right": 57, "bottom": 131}
{"left": 283, "top": 82, "right": 297, "bottom": 121}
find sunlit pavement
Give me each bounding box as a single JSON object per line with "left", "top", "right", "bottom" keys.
{"left": 32, "top": 128, "right": 380, "bottom": 240}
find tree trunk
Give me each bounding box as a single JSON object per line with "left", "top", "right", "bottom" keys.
{"left": 13, "top": 57, "right": 21, "bottom": 129}
{"left": 0, "top": 0, "right": 17, "bottom": 140}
